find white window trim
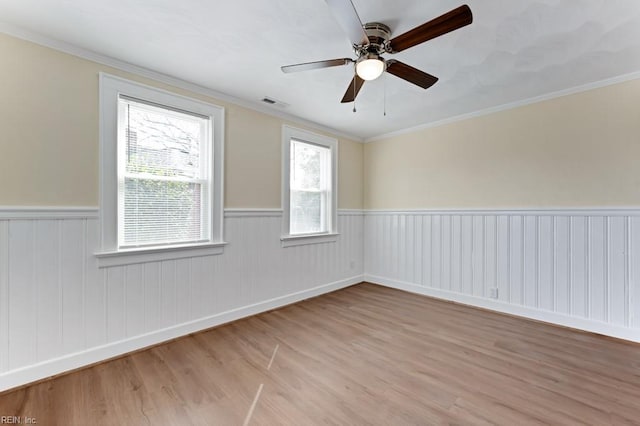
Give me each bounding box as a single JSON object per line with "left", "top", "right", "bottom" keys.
{"left": 96, "top": 73, "right": 225, "bottom": 267}
{"left": 281, "top": 125, "right": 338, "bottom": 247}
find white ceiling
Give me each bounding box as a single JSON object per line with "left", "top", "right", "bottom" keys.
{"left": 1, "top": 0, "right": 640, "bottom": 140}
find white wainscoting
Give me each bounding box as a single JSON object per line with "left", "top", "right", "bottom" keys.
{"left": 364, "top": 209, "right": 640, "bottom": 343}
{"left": 0, "top": 209, "right": 364, "bottom": 391}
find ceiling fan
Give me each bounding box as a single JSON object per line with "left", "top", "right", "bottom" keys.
{"left": 281, "top": 0, "right": 473, "bottom": 103}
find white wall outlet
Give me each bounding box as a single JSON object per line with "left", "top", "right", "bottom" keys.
{"left": 350, "top": 260, "right": 356, "bottom": 269}
{"left": 490, "top": 288, "right": 499, "bottom": 299}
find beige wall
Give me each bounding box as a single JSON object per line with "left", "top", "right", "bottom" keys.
{"left": 365, "top": 78, "right": 640, "bottom": 209}
{"left": 6, "top": 30, "right": 637, "bottom": 212}
{"left": 0, "top": 34, "right": 363, "bottom": 209}
{"left": 336, "top": 132, "right": 364, "bottom": 209}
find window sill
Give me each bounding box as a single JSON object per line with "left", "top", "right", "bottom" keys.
{"left": 280, "top": 233, "right": 339, "bottom": 248}
{"left": 95, "top": 242, "right": 227, "bottom": 268}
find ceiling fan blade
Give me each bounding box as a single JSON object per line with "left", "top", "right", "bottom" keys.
{"left": 386, "top": 60, "right": 438, "bottom": 89}
{"left": 388, "top": 5, "right": 472, "bottom": 53}
{"left": 325, "top": 0, "right": 369, "bottom": 46}
{"left": 341, "top": 75, "right": 365, "bottom": 103}
{"left": 281, "top": 58, "right": 353, "bottom": 73}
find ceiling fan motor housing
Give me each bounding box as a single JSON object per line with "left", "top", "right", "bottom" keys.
{"left": 359, "top": 22, "right": 392, "bottom": 55}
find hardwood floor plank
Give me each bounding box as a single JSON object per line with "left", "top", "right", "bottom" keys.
{"left": 1, "top": 282, "right": 639, "bottom": 425}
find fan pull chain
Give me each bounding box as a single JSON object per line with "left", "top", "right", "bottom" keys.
{"left": 353, "top": 76, "right": 357, "bottom": 113}
{"left": 383, "top": 72, "right": 387, "bottom": 117}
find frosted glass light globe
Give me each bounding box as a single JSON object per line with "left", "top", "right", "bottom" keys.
{"left": 356, "top": 58, "right": 384, "bottom": 80}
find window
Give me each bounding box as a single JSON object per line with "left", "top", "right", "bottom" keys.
{"left": 118, "top": 97, "right": 210, "bottom": 248}
{"left": 282, "top": 126, "right": 338, "bottom": 247}
{"left": 97, "top": 74, "right": 225, "bottom": 266}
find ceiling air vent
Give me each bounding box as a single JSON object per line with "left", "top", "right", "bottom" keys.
{"left": 261, "top": 97, "right": 289, "bottom": 108}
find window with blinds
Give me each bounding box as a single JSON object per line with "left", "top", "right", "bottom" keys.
{"left": 117, "top": 96, "right": 212, "bottom": 248}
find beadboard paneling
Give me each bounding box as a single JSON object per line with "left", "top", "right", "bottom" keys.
{"left": 632, "top": 218, "right": 640, "bottom": 328}
{"left": 3, "top": 206, "right": 638, "bottom": 391}
{"left": 0, "top": 221, "right": 8, "bottom": 375}
{"left": 364, "top": 209, "right": 640, "bottom": 342}
{"left": 0, "top": 210, "right": 364, "bottom": 391}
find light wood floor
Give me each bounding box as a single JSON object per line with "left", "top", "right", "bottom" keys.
{"left": 2, "top": 283, "right": 640, "bottom": 425}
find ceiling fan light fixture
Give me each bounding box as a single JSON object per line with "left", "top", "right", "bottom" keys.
{"left": 281, "top": 2, "right": 473, "bottom": 103}
{"left": 356, "top": 55, "right": 385, "bottom": 81}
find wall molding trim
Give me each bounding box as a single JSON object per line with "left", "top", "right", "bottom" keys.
{"left": 365, "top": 71, "right": 640, "bottom": 143}
{"left": 0, "top": 23, "right": 363, "bottom": 143}
{"left": 224, "top": 208, "right": 283, "bottom": 218}
{"left": 0, "top": 206, "right": 99, "bottom": 219}
{"left": 364, "top": 207, "right": 640, "bottom": 217}
{"left": 338, "top": 209, "right": 366, "bottom": 216}
{"left": 0, "top": 207, "right": 366, "bottom": 220}
{"left": 366, "top": 275, "right": 640, "bottom": 344}
{"left": 0, "top": 275, "right": 363, "bottom": 392}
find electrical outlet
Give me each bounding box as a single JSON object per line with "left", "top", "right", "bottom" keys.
{"left": 349, "top": 260, "right": 356, "bottom": 269}
{"left": 490, "top": 288, "right": 499, "bottom": 299}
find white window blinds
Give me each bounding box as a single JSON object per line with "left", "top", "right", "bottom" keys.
{"left": 117, "top": 96, "right": 212, "bottom": 248}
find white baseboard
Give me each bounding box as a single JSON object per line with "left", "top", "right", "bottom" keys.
{"left": 365, "top": 274, "right": 640, "bottom": 344}
{"left": 0, "top": 275, "right": 363, "bottom": 392}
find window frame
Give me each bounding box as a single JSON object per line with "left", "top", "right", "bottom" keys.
{"left": 281, "top": 125, "right": 338, "bottom": 247}
{"left": 96, "top": 73, "right": 225, "bottom": 267}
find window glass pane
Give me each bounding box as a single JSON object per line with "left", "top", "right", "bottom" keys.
{"left": 290, "top": 190, "right": 322, "bottom": 234}
{"left": 123, "top": 178, "right": 202, "bottom": 245}
{"left": 291, "top": 140, "right": 323, "bottom": 191}
{"left": 125, "top": 101, "right": 203, "bottom": 179}
{"left": 289, "top": 139, "right": 330, "bottom": 235}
